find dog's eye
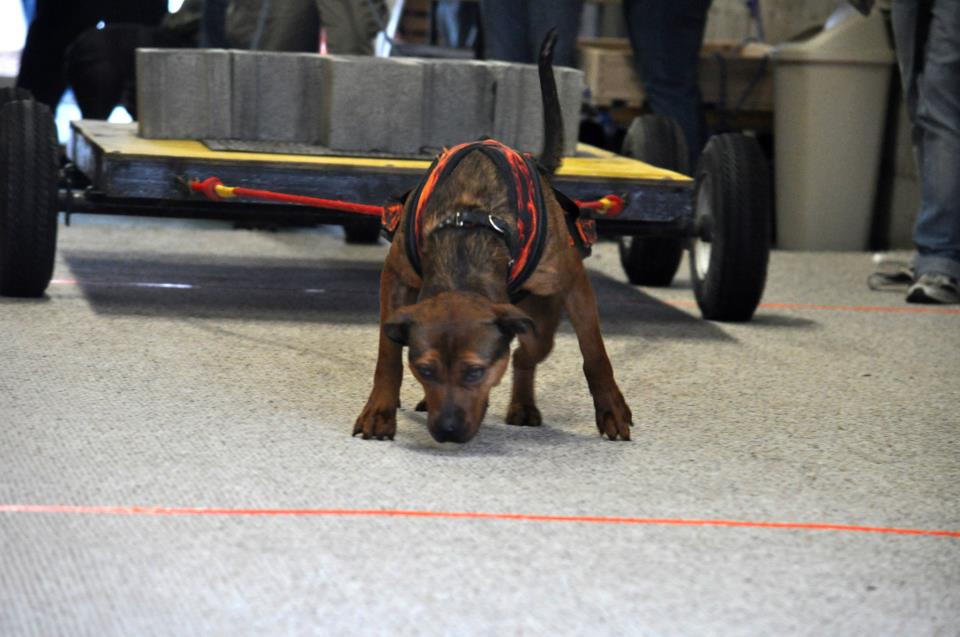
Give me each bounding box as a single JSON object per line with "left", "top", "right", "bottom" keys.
{"left": 416, "top": 364, "right": 436, "bottom": 380}
{"left": 462, "top": 366, "right": 486, "bottom": 384}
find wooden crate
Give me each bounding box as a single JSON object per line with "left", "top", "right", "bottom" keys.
{"left": 578, "top": 38, "right": 643, "bottom": 106}
{"left": 578, "top": 37, "right": 774, "bottom": 112}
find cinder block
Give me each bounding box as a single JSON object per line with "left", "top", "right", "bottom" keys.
{"left": 420, "top": 60, "right": 496, "bottom": 151}
{"left": 487, "top": 63, "right": 583, "bottom": 156}
{"left": 231, "top": 51, "right": 325, "bottom": 143}
{"left": 319, "top": 56, "right": 424, "bottom": 154}
{"left": 556, "top": 67, "right": 585, "bottom": 157}
{"left": 489, "top": 62, "right": 544, "bottom": 155}
{"left": 137, "top": 48, "right": 232, "bottom": 139}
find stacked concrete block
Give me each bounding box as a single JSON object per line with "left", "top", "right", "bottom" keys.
{"left": 488, "top": 62, "right": 584, "bottom": 156}
{"left": 136, "top": 49, "right": 584, "bottom": 156}
{"left": 319, "top": 56, "right": 424, "bottom": 154}
{"left": 420, "top": 60, "right": 496, "bottom": 152}
{"left": 489, "top": 62, "right": 544, "bottom": 155}
{"left": 231, "top": 51, "right": 325, "bottom": 143}
{"left": 556, "top": 67, "right": 586, "bottom": 156}
{"left": 137, "top": 49, "right": 232, "bottom": 139}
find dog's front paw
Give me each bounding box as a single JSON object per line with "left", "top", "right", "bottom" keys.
{"left": 353, "top": 396, "right": 397, "bottom": 440}
{"left": 506, "top": 402, "right": 542, "bottom": 427}
{"left": 594, "top": 390, "right": 632, "bottom": 441}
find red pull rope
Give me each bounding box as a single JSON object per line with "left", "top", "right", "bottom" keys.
{"left": 187, "top": 176, "right": 624, "bottom": 218}
{"left": 576, "top": 194, "right": 625, "bottom": 217}
{"left": 189, "top": 177, "right": 383, "bottom": 217}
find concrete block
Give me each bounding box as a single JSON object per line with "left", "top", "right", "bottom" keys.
{"left": 420, "top": 60, "right": 495, "bottom": 152}
{"left": 489, "top": 62, "right": 544, "bottom": 155}
{"left": 556, "top": 67, "right": 585, "bottom": 157}
{"left": 319, "top": 56, "right": 424, "bottom": 154}
{"left": 488, "top": 62, "right": 584, "bottom": 156}
{"left": 137, "top": 48, "right": 232, "bottom": 139}
{"left": 231, "top": 51, "right": 326, "bottom": 143}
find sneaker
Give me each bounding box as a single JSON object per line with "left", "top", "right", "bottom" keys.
{"left": 906, "top": 273, "right": 960, "bottom": 304}
{"left": 868, "top": 259, "right": 913, "bottom": 291}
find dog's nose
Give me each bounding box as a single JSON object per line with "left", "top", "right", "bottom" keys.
{"left": 432, "top": 406, "right": 470, "bottom": 443}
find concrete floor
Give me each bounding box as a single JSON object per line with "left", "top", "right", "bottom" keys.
{"left": 1, "top": 220, "right": 958, "bottom": 636}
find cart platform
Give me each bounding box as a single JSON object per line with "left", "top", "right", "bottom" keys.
{"left": 0, "top": 99, "right": 771, "bottom": 320}
{"left": 65, "top": 121, "right": 694, "bottom": 235}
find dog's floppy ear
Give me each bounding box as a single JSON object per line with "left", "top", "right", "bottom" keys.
{"left": 491, "top": 304, "right": 537, "bottom": 339}
{"left": 384, "top": 306, "right": 416, "bottom": 346}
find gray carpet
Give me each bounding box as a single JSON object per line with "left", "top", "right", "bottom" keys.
{"left": 1, "top": 222, "right": 958, "bottom": 636}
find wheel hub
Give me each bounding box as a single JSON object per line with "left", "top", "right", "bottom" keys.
{"left": 693, "top": 175, "right": 713, "bottom": 280}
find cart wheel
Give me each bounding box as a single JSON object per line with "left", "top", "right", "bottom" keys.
{"left": 343, "top": 221, "right": 381, "bottom": 244}
{"left": 0, "top": 87, "right": 33, "bottom": 146}
{"left": 690, "top": 133, "right": 770, "bottom": 322}
{"left": 0, "top": 87, "right": 33, "bottom": 109}
{"left": 618, "top": 114, "right": 688, "bottom": 287}
{"left": 0, "top": 99, "right": 60, "bottom": 297}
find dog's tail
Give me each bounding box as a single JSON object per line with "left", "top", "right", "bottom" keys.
{"left": 538, "top": 28, "right": 563, "bottom": 177}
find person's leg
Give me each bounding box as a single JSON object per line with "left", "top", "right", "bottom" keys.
{"left": 249, "top": 0, "right": 321, "bottom": 52}
{"left": 98, "top": 0, "right": 167, "bottom": 26}
{"left": 65, "top": 26, "right": 129, "bottom": 120}
{"left": 65, "top": 24, "right": 161, "bottom": 120}
{"left": 21, "top": 0, "right": 36, "bottom": 23}
{"left": 16, "top": 0, "right": 84, "bottom": 109}
{"left": 907, "top": 0, "right": 960, "bottom": 285}
{"left": 481, "top": 0, "right": 530, "bottom": 62}
{"left": 436, "top": 0, "right": 461, "bottom": 48}
{"left": 201, "top": 0, "right": 231, "bottom": 48}
{"left": 624, "top": 0, "right": 711, "bottom": 166}
{"left": 527, "top": 0, "right": 583, "bottom": 68}
{"left": 17, "top": 0, "right": 168, "bottom": 111}
{"left": 316, "top": 0, "right": 386, "bottom": 55}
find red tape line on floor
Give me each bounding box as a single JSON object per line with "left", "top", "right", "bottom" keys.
{"left": 1, "top": 505, "right": 957, "bottom": 538}
{"left": 663, "top": 299, "right": 960, "bottom": 315}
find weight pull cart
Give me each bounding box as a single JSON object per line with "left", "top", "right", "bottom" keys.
{"left": 0, "top": 95, "right": 771, "bottom": 321}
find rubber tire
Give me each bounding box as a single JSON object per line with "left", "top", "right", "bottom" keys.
{"left": 343, "top": 221, "right": 382, "bottom": 244}
{"left": 0, "top": 87, "right": 33, "bottom": 108}
{"left": 618, "top": 114, "right": 688, "bottom": 287}
{"left": 689, "top": 134, "right": 770, "bottom": 322}
{"left": 0, "top": 99, "right": 60, "bottom": 297}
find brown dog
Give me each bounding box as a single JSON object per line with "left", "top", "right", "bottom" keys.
{"left": 354, "top": 31, "right": 632, "bottom": 443}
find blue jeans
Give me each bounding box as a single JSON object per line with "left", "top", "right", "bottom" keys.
{"left": 891, "top": 0, "right": 960, "bottom": 280}
{"left": 623, "top": 0, "right": 712, "bottom": 167}
{"left": 21, "top": 0, "right": 36, "bottom": 22}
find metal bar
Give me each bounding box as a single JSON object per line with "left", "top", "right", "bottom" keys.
{"left": 58, "top": 188, "right": 696, "bottom": 238}
{"left": 58, "top": 189, "right": 379, "bottom": 227}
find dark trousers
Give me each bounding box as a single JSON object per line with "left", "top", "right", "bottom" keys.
{"left": 64, "top": 24, "right": 192, "bottom": 120}
{"left": 201, "top": 0, "right": 231, "bottom": 48}
{"left": 481, "top": 0, "right": 583, "bottom": 68}
{"left": 623, "top": 0, "right": 712, "bottom": 166}
{"left": 16, "top": 0, "right": 167, "bottom": 111}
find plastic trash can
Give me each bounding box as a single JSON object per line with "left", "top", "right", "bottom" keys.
{"left": 773, "top": 5, "right": 895, "bottom": 250}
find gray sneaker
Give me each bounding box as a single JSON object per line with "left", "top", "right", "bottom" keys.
{"left": 906, "top": 273, "right": 960, "bottom": 304}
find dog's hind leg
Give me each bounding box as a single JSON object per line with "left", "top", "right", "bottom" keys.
{"left": 562, "top": 265, "right": 633, "bottom": 441}
{"left": 506, "top": 294, "right": 563, "bottom": 427}
{"left": 353, "top": 264, "right": 417, "bottom": 440}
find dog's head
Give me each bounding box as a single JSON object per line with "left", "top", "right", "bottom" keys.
{"left": 384, "top": 291, "right": 534, "bottom": 443}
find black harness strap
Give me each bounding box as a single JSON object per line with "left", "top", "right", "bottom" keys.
{"left": 381, "top": 140, "right": 593, "bottom": 302}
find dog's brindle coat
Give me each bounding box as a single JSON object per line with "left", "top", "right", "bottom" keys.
{"left": 353, "top": 32, "right": 632, "bottom": 443}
